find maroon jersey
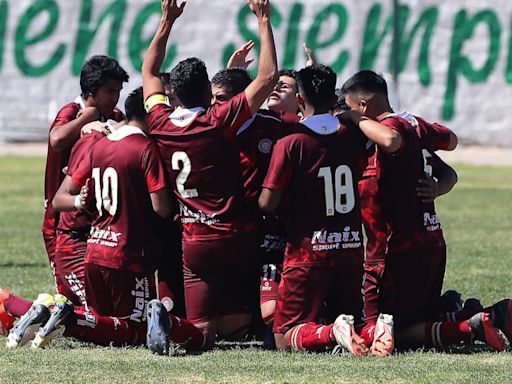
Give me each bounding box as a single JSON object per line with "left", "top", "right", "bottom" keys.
{"left": 363, "top": 111, "right": 451, "bottom": 178}
{"left": 147, "top": 92, "right": 253, "bottom": 241}
{"left": 58, "top": 131, "right": 105, "bottom": 234}
{"left": 237, "top": 109, "right": 286, "bottom": 210}
{"left": 375, "top": 114, "right": 446, "bottom": 246}
{"left": 263, "top": 114, "right": 368, "bottom": 267}
{"left": 72, "top": 125, "right": 167, "bottom": 273}
{"left": 43, "top": 99, "right": 124, "bottom": 231}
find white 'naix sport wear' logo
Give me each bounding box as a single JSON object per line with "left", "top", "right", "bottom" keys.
{"left": 311, "top": 226, "right": 361, "bottom": 251}
{"left": 130, "top": 277, "right": 150, "bottom": 323}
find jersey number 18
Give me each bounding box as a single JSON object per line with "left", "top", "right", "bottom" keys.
{"left": 317, "top": 165, "right": 355, "bottom": 216}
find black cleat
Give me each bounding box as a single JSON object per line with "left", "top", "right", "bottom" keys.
{"left": 147, "top": 299, "right": 171, "bottom": 356}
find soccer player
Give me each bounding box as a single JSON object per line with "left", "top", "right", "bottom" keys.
{"left": 259, "top": 64, "right": 402, "bottom": 355}
{"left": 211, "top": 67, "right": 289, "bottom": 348}
{"left": 142, "top": 0, "right": 278, "bottom": 348}
{"left": 342, "top": 70, "right": 511, "bottom": 352}
{"left": 42, "top": 55, "right": 128, "bottom": 293}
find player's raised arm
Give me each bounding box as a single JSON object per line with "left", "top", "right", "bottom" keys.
{"left": 142, "top": 0, "right": 187, "bottom": 101}
{"left": 244, "top": 0, "right": 278, "bottom": 114}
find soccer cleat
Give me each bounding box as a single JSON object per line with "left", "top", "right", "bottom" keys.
{"left": 6, "top": 299, "right": 53, "bottom": 348}
{"left": 371, "top": 313, "right": 394, "bottom": 357}
{"left": 468, "top": 312, "right": 506, "bottom": 352}
{"left": 147, "top": 299, "right": 171, "bottom": 356}
{"left": 332, "top": 314, "right": 369, "bottom": 357}
{"left": 0, "top": 289, "right": 16, "bottom": 336}
{"left": 441, "top": 290, "right": 463, "bottom": 312}
{"left": 463, "top": 298, "right": 484, "bottom": 311}
{"left": 490, "top": 299, "right": 512, "bottom": 345}
{"left": 31, "top": 299, "right": 73, "bottom": 349}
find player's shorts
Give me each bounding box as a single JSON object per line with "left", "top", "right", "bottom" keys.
{"left": 182, "top": 232, "right": 259, "bottom": 324}
{"left": 273, "top": 250, "right": 364, "bottom": 334}
{"left": 55, "top": 230, "right": 87, "bottom": 306}
{"left": 379, "top": 237, "right": 446, "bottom": 331}
{"left": 260, "top": 263, "right": 282, "bottom": 305}
{"left": 84, "top": 263, "right": 156, "bottom": 322}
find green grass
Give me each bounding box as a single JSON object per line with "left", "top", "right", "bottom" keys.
{"left": 0, "top": 157, "right": 511, "bottom": 383}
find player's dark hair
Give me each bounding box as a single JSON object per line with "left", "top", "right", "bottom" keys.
{"left": 341, "top": 70, "right": 388, "bottom": 97}
{"left": 211, "top": 68, "right": 253, "bottom": 99}
{"left": 125, "top": 87, "right": 146, "bottom": 122}
{"left": 330, "top": 88, "right": 350, "bottom": 113}
{"left": 278, "top": 68, "right": 297, "bottom": 80}
{"left": 296, "top": 64, "right": 336, "bottom": 111}
{"left": 169, "top": 57, "right": 210, "bottom": 107}
{"left": 80, "top": 55, "right": 129, "bottom": 97}
{"left": 160, "top": 72, "right": 171, "bottom": 86}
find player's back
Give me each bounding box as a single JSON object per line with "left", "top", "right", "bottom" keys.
{"left": 268, "top": 117, "right": 368, "bottom": 265}
{"left": 377, "top": 115, "right": 444, "bottom": 242}
{"left": 85, "top": 126, "right": 165, "bottom": 273}
{"left": 148, "top": 94, "right": 254, "bottom": 241}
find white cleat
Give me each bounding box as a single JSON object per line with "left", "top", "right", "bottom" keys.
{"left": 332, "top": 314, "right": 369, "bottom": 356}
{"left": 371, "top": 313, "right": 394, "bottom": 357}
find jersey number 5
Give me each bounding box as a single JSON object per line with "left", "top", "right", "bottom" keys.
{"left": 172, "top": 151, "right": 198, "bottom": 199}
{"left": 317, "top": 165, "right": 355, "bottom": 216}
{"left": 92, "top": 167, "right": 118, "bottom": 216}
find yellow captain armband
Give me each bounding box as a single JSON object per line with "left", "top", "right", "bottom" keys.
{"left": 144, "top": 94, "right": 170, "bottom": 112}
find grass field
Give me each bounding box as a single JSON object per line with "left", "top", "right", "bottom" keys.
{"left": 0, "top": 156, "right": 511, "bottom": 383}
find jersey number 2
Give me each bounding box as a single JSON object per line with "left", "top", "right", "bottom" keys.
{"left": 172, "top": 151, "right": 198, "bottom": 199}
{"left": 317, "top": 165, "right": 355, "bottom": 216}
{"left": 92, "top": 167, "right": 118, "bottom": 216}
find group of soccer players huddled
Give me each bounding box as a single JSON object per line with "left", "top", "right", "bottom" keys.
{"left": 1, "top": 0, "right": 511, "bottom": 356}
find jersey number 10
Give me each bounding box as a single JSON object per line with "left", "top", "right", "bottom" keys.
{"left": 92, "top": 167, "right": 118, "bottom": 216}
{"left": 317, "top": 165, "right": 355, "bottom": 217}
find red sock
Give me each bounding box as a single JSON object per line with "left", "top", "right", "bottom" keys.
{"left": 4, "top": 295, "right": 32, "bottom": 317}
{"left": 65, "top": 307, "right": 145, "bottom": 346}
{"left": 425, "top": 320, "right": 471, "bottom": 348}
{"left": 288, "top": 322, "right": 336, "bottom": 352}
{"left": 168, "top": 313, "right": 205, "bottom": 350}
{"left": 359, "top": 322, "right": 376, "bottom": 347}
{"left": 439, "top": 309, "right": 481, "bottom": 322}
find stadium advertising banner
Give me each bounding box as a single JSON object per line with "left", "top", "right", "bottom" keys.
{"left": 1, "top": 0, "right": 511, "bottom": 146}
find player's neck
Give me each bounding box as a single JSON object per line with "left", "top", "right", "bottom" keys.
{"left": 125, "top": 119, "right": 147, "bottom": 133}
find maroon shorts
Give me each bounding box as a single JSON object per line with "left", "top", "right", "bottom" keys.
{"left": 182, "top": 232, "right": 259, "bottom": 324}
{"left": 260, "top": 263, "right": 282, "bottom": 305}
{"left": 273, "top": 250, "right": 364, "bottom": 334}
{"left": 379, "top": 242, "right": 446, "bottom": 331}
{"left": 55, "top": 231, "right": 87, "bottom": 306}
{"left": 84, "top": 263, "right": 156, "bottom": 322}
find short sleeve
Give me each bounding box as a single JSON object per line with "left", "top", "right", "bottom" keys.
{"left": 416, "top": 117, "right": 451, "bottom": 151}
{"left": 141, "top": 141, "right": 168, "bottom": 193}
{"left": 208, "top": 92, "right": 253, "bottom": 139}
{"left": 263, "top": 138, "right": 293, "bottom": 192}
{"left": 146, "top": 98, "right": 175, "bottom": 134}
{"left": 71, "top": 153, "right": 92, "bottom": 188}
{"left": 67, "top": 132, "right": 103, "bottom": 176}
{"left": 50, "top": 103, "right": 80, "bottom": 130}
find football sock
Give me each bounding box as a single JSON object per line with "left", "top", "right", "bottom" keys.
{"left": 4, "top": 294, "right": 32, "bottom": 317}
{"left": 439, "top": 308, "right": 484, "bottom": 322}
{"left": 362, "top": 262, "right": 385, "bottom": 325}
{"left": 358, "top": 321, "right": 377, "bottom": 347}
{"left": 288, "top": 322, "right": 336, "bottom": 352}
{"left": 424, "top": 320, "right": 471, "bottom": 348}
{"left": 168, "top": 313, "right": 205, "bottom": 350}
{"left": 65, "top": 307, "right": 145, "bottom": 346}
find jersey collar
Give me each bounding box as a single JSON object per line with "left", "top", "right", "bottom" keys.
{"left": 300, "top": 113, "right": 340, "bottom": 135}
{"left": 385, "top": 110, "right": 419, "bottom": 128}
{"left": 107, "top": 124, "right": 147, "bottom": 141}
{"left": 169, "top": 106, "right": 206, "bottom": 127}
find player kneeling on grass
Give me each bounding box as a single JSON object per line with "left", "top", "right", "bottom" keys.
{"left": 258, "top": 64, "right": 403, "bottom": 356}
{"left": 2, "top": 87, "right": 204, "bottom": 354}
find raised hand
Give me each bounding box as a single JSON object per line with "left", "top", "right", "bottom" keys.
{"left": 161, "top": 0, "right": 187, "bottom": 21}
{"left": 303, "top": 43, "right": 317, "bottom": 66}
{"left": 247, "top": 0, "right": 271, "bottom": 19}
{"left": 227, "top": 41, "right": 255, "bottom": 69}
{"left": 80, "top": 121, "right": 109, "bottom": 137}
